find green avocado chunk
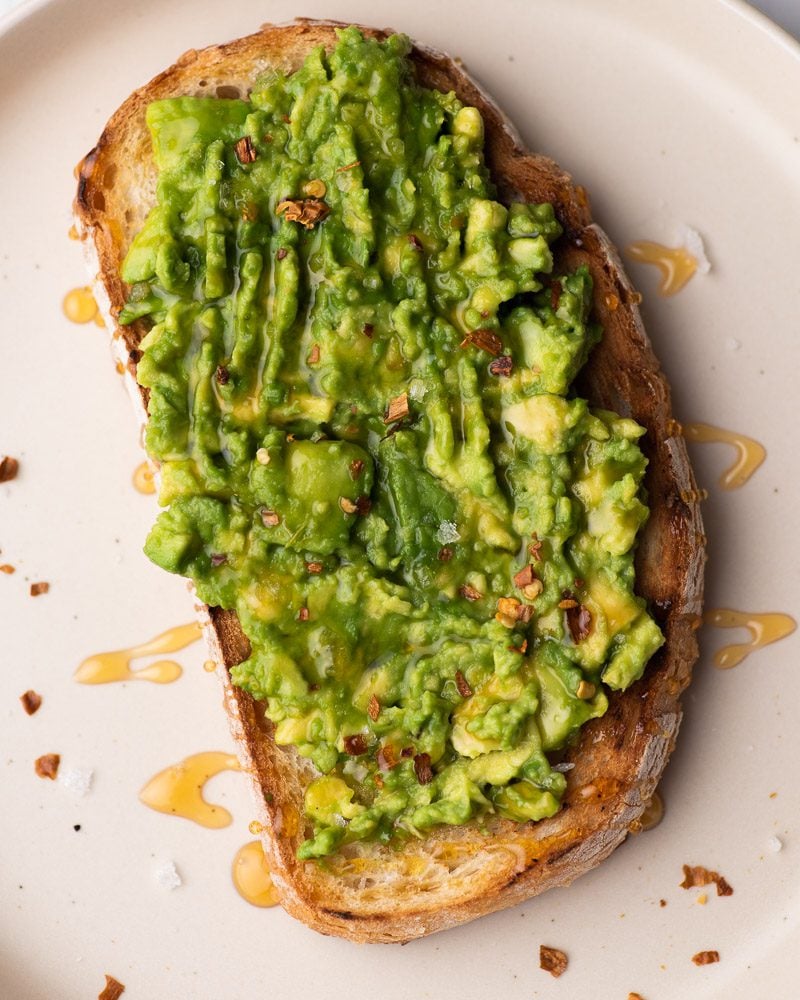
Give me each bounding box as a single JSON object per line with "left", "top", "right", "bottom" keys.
{"left": 124, "top": 27, "right": 663, "bottom": 859}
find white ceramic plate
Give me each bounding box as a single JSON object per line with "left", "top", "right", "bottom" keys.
{"left": 2, "top": 1, "right": 799, "bottom": 997}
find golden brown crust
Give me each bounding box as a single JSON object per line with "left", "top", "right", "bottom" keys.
{"left": 74, "top": 18, "right": 705, "bottom": 943}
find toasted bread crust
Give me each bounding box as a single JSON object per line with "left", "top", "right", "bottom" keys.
{"left": 74, "top": 19, "right": 705, "bottom": 943}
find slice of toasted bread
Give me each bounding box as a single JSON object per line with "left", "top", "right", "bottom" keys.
{"left": 74, "top": 18, "right": 705, "bottom": 943}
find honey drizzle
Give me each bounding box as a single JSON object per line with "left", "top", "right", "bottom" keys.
{"left": 626, "top": 241, "right": 697, "bottom": 296}
{"left": 62, "top": 286, "right": 99, "bottom": 324}
{"left": 682, "top": 422, "right": 766, "bottom": 489}
{"left": 232, "top": 841, "right": 280, "bottom": 907}
{"left": 133, "top": 460, "right": 156, "bottom": 495}
{"left": 704, "top": 609, "right": 797, "bottom": 669}
{"left": 75, "top": 622, "right": 200, "bottom": 685}
{"left": 640, "top": 791, "right": 664, "bottom": 832}
{"left": 139, "top": 751, "right": 240, "bottom": 828}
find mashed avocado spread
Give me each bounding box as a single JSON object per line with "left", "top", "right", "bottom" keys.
{"left": 121, "top": 28, "right": 664, "bottom": 859}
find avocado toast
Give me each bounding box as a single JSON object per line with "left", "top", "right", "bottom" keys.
{"left": 74, "top": 19, "right": 705, "bottom": 942}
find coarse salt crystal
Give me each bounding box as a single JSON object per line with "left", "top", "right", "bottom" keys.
{"left": 553, "top": 762, "right": 575, "bottom": 773}
{"left": 767, "top": 835, "right": 783, "bottom": 853}
{"left": 155, "top": 860, "right": 182, "bottom": 890}
{"left": 436, "top": 521, "right": 461, "bottom": 545}
{"left": 58, "top": 767, "right": 94, "bottom": 797}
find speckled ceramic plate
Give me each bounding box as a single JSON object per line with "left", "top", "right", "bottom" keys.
{"left": 2, "top": 1, "right": 799, "bottom": 997}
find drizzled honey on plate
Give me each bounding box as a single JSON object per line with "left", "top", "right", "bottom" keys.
{"left": 62, "top": 286, "right": 99, "bottom": 324}
{"left": 682, "top": 422, "right": 766, "bottom": 490}
{"left": 704, "top": 609, "right": 797, "bottom": 669}
{"left": 75, "top": 622, "right": 200, "bottom": 684}
{"left": 139, "top": 751, "right": 240, "bottom": 828}
{"left": 133, "top": 460, "right": 156, "bottom": 494}
{"left": 232, "top": 841, "right": 280, "bottom": 907}
{"left": 626, "top": 241, "right": 697, "bottom": 296}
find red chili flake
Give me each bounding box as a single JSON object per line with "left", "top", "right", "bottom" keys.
{"left": 383, "top": 392, "right": 409, "bottom": 424}
{"left": 261, "top": 509, "right": 281, "bottom": 527}
{"left": 354, "top": 496, "right": 372, "bottom": 515}
{"left": 680, "top": 865, "right": 734, "bottom": 897}
{"left": 98, "top": 975, "right": 126, "bottom": 1000}
{"left": 281, "top": 114, "right": 291, "bottom": 124}
{"left": 20, "top": 690, "right": 42, "bottom": 716}
{"left": 343, "top": 734, "right": 368, "bottom": 756}
{"left": 234, "top": 136, "right": 257, "bottom": 164}
{"left": 349, "top": 459, "right": 365, "bottom": 480}
{"left": 307, "top": 343, "right": 320, "bottom": 365}
{"left": 437, "top": 546, "right": 453, "bottom": 562}
{"left": 550, "top": 279, "right": 562, "bottom": 310}
{"left": 367, "top": 694, "right": 381, "bottom": 722}
{"left": 692, "top": 951, "right": 720, "bottom": 967}
{"left": 565, "top": 602, "right": 593, "bottom": 643}
{"left": 455, "top": 671, "right": 472, "bottom": 698}
{"left": 336, "top": 160, "right": 361, "bottom": 172}
{"left": 306, "top": 561, "right": 324, "bottom": 574}
{"left": 363, "top": 323, "right": 374, "bottom": 338}
{"left": 0, "top": 564, "right": 15, "bottom": 574}
{"left": 297, "top": 607, "right": 309, "bottom": 622}
{"left": 30, "top": 582, "right": 49, "bottom": 597}
{"left": 377, "top": 744, "right": 398, "bottom": 771}
{"left": 215, "top": 365, "right": 230, "bottom": 385}
{"left": 460, "top": 328, "right": 503, "bottom": 357}
{"left": 513, "top": 565, "right": 535, "bottom": 589}
{"left": 34, "top": 753, "right": 60, "bottom": 779}
{"left": 408, "top": 233, "right": 423, "bottom": 250}
{"left": 529, "top": 535, "right": 544, "bottom": 560}
{"left": 276, "top": 198, "right": 330, "bottom": 230}
{"left": 276, "top": 247, "right": 288, "bottom": 261}
{"left": 488, "top": 355, "right": 513, "bottom": 377}
{"left": 414, "top": 752, "right": 434, "bottom": 784}
{"left": 540, "top": 945, "right": 568, "bottom": 978}
{"left": 574, "top": 578, "right": 585, "bottom": 589}
{"left": 0, "top": 456, "right": 19, "bottom": 482}
{"left": 210, "top": 553, "right": 228, "bottom": 567}
{"left": 508, "top": 639, "right": 528, "bottom": 655}
{"left": 516, "top": 604, "right": 534, "bottom": 624}
{"left": 400, "top": 747, "right": 414, "bottom": 758}
{"left": 459, "top": 584, "right": 482, "bottom": 602}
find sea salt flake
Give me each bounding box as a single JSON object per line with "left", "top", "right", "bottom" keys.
{"left": 679, "top": 225, "right": 711, "bottom": 275}
{"left": 767, "top": 835, "right": 783, "bottom": 853}
{"left": 408, "top": 379, "right": 427, "bottom": 401}
{"left": 436, "top": 521, "right": 461, "bottom": 545}
{"left": 155, "top": 860, "right": 182, "bottom": 890}
{"left": 58, "top": 767, "right": 94, "bottom": 797}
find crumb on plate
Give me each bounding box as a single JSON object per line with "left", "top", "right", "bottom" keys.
{"left": 35, "top": 753, "right": 60, "bottom": 780}
{"left": 680, "top": 864, "right": 733, "bottom": 897}
{"left": 98, "top": 974, "right": 125, "bottom": 1000}
{"left": 540, "top": 945, "right": 568, "bottom": 978}
{"left": 20, "top": 690, "right": 42, "bottom": 715}
{"left": 692, "top": 950, "right": 720, "bottom": 966}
